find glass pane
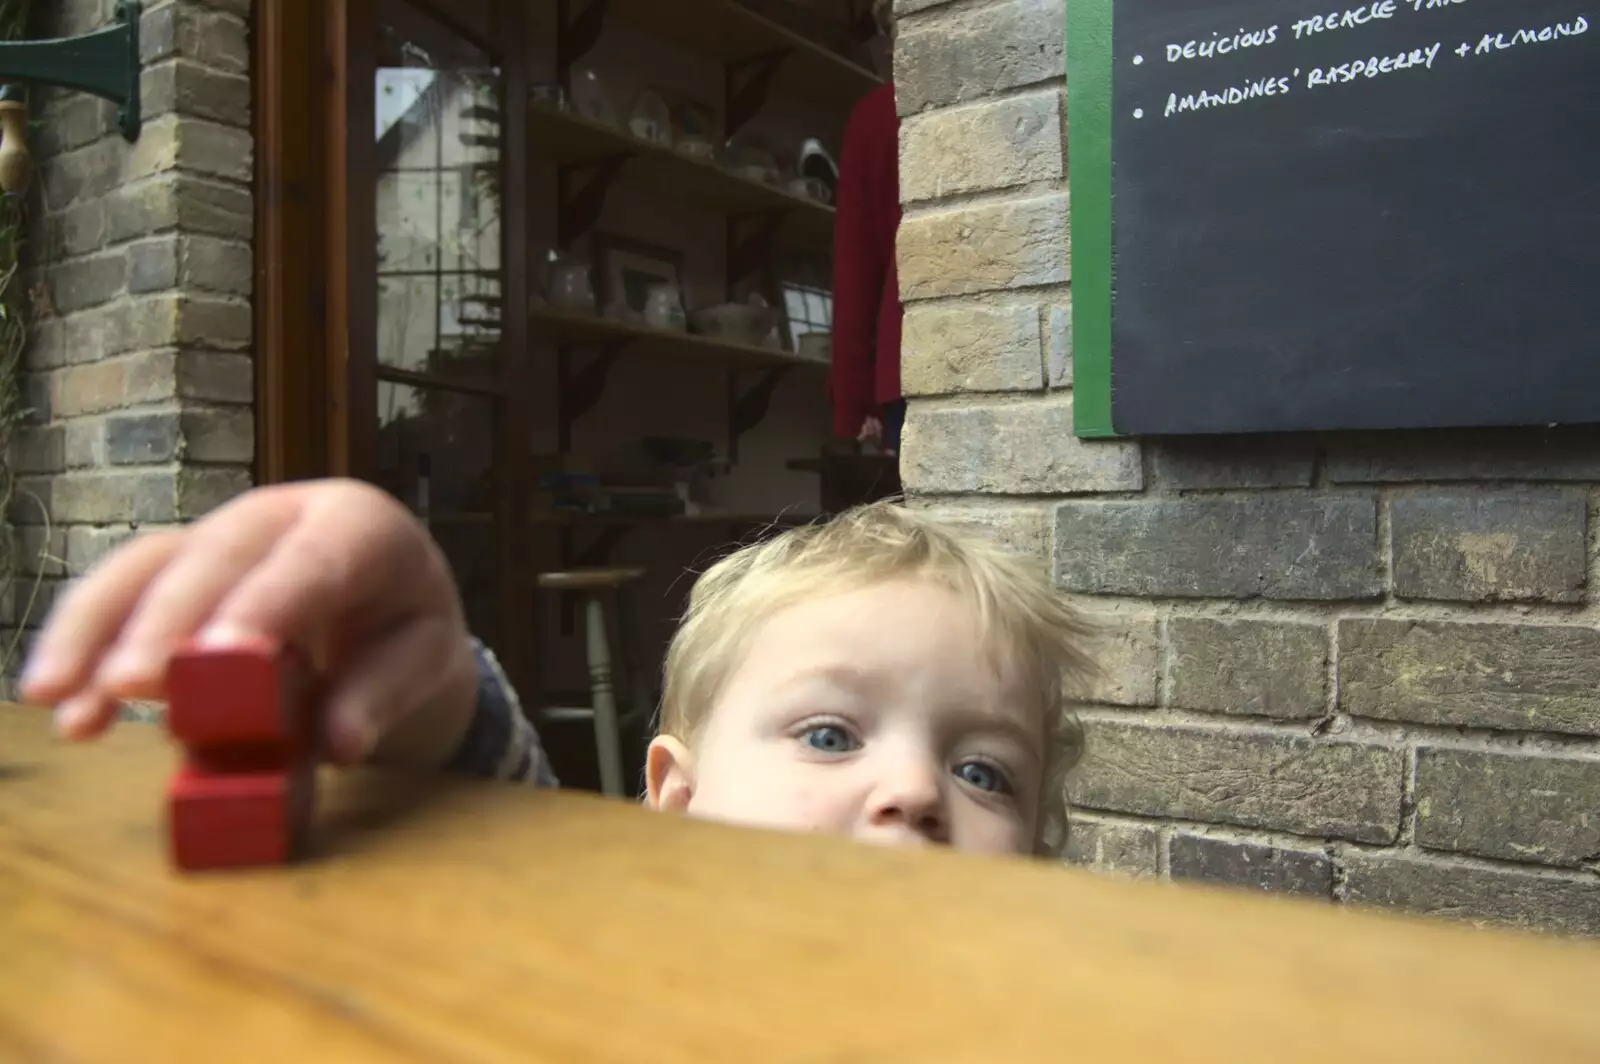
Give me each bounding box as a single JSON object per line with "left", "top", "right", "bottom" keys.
{"left": 374, "top": 380, "right": 500, "bottom": 648}
{"left": 375, "top": 0, "right": 502, "bottom": 388}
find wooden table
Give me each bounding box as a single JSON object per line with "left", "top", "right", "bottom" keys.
{"left": 4, "top": 703, "right": 1600, "bottom": 1062}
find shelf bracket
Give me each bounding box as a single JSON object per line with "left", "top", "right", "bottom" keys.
{"left": 728, "top": 211, "right": 786, "bottom": 286}
{"left": 557, "top": 340, "right": 627, "bottom": 450}
{"left": 0, "top": 0, "right": 141, "bottom": 142}
{"left": 557, "top": 154, "right": 629, "bottom": 247}
{"left": 725, "top": 48, "right": 791, "bottom": 137}
{"left": 556, "top": 0, "right": 611, "bottom": 83}
{"left": 727, "top": 366, "right": 792, "bottom": 461}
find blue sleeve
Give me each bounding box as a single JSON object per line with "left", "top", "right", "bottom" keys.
{"left": 443, "top": 638, "right": 559, "bottom": 787}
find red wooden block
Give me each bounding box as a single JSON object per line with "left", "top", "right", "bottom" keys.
{"left": 166, "top": 635, "right": 313, "bottom": 757}
{"left": 167, "top": 759, "right": 316, "bottom": 871}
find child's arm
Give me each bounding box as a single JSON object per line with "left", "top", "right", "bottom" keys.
{"left": 443, "top": 638, "right": 559, "bottom": 787}
{"left": 23, "top": 479, "right": 537, "bottom": 781}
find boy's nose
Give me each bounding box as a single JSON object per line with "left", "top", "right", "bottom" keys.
{"left": 865, "top": 759, "right": 949, "bottom": 845}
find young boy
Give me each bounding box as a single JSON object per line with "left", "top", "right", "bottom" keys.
{"left": 21, "top": 479, "right": 1098, "bottom": 856}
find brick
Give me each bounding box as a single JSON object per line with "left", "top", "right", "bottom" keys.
{"left": 171, "top": 118, "right": 254, "bottom": 183}
{"left": 900, "top": 302, "right": 1042, "bottom": 396}
{"left": 179, "top": 466, "right": 253, "bottom": 518}
{"left": 903, "top": 500, "right": 1047, "bottom": 564}
{"left": 176, "top": 351, "right": 255, "bottom": 404}
{"left": 1168, "top": 618, "right": 1327, "bottom": 720}
{"left": 899, "top": 195, "right": 1067, "bottom": 300}
{"left": 1061, "top": 814, "right": 1160, "bottom": 877}
{"left": 1047, "top": 300, "right": 1071, "bottom": 388}
{"left": 1055, "top": 496, "right": 1381, "bottom": 601}
{"left": 105, "top": 175, "right": 253, "bottom": 243}
{"left": 1150, "top": 436, "right": 1316, "bottom": 490}
{"left": 128, "top": 237, "right": 181, "bottom": 293}
{"left": 1168, "top": 834, "right": 1333, "bottom": 898}
{"left": 1338, "top": 620, "right": 1600, "bottom": 736}
{"left": 903, "top": 396, "right": 1142, "bottom": 495}
{"left": 8, "top": 426, "right": 65, "bottom": 475}
{"left": 67, "top": 524, "right": 153, "bottom": 575}
{"left": 182, "top": 406, "right": 255, "bottom": 463}
{"left": 1324, "top": 427, "right": 1600, "bottom": 483}
{"left": 50, "top": 361, "right": 127, "bottom": 418}
{"left": 46, "top": 253, "right": 125, "bottom": 314}
{"left": 52, "top": 470, "right": 180, "bottom": 523}
{"left": 106, "top": 411, "right": 182, "bottom": 464}
{"left": 1343, "top": 852, "right": 1600, "bottom": 937}
{"left": 180, "top": 236, "right": 253, "bottom": 297}
{"left": 1391, "top": 491, "right": 1587, "bottom": 604}
{"left": 11, "top": 476, "right": 53, "bottom": 527}
{"left": 143, "top": 5, "right": 250, "bottom": 74}
{"left": 1082, "top": 612, "right": 1159, "bottom": 707}
{"left": 1069, "top": 716, "right": 1404, "bottom": 843}
{"left": 900, "top": 90, "right": 1061, "bottom": 203}
{"left": 142, "top": 60, "right": 252, "bottom": 127}
{"left": 64, "top": 419, "right": 106, "bottom": 468}
{"left": 57, "top": 302, "right": 135, "bottom": 364}
{"left": 53, "top": 199, "right": 109, "bottom": 258}
{"left": 39, "top": 138, "right": 122, "bottom": 208}
{"left": 895, "top": 0, "right": 1065, "bottom": 114}
{"left": 21, "top": 374, "right": 51, "bottom": 426}
{"left": 33, "top": 95, "right": 116, "bottom": 157}
{"left": 125, "top": 294, "right": 252, "bottom": 350}
{"left": 1415, "top": 748, "right": 1600, "bottom": 868}
{"left": 14, "top": 525, "right": 68, "bottom": 579}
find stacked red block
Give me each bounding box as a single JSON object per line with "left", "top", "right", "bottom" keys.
{"left": 164, "top": 637, "right": 320, "bottom": 871}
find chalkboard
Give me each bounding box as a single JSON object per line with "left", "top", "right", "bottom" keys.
{"left": 1067, "top": 0, "right": 1600, "bottom": 437}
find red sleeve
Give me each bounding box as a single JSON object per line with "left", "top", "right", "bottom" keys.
{"left": 829, "top": 91, "right": 889, "bottom": 440}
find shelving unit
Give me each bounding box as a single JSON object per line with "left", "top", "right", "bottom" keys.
{"left": 530, "top": 305, "right": 829, "bottom": 370}
{"left": 559, "top": 0, "right": 883, "bottom": 132}
{"left": 532, "top": 0, "right": 883, "bottom": 571}
{"left": 527, "top": 102, "right": 834, "bottom": 250}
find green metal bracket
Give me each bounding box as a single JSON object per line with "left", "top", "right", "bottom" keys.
{"left": 0, "top": 0, "right": 141, "bottom": 141}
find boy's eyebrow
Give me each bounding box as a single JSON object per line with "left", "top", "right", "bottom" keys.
{"left": 780, "top": 663, "right": 881, "bottom": 693}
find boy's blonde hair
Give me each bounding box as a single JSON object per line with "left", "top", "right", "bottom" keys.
{"left": 659, "top": 500, "right": 1100, "bottom": 853}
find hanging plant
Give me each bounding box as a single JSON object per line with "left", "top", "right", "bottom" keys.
{"left": 0, "top": 0, "right": 39, "bottom": 680}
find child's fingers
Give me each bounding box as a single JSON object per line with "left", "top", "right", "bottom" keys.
{"left": 21, "top": 531, "right": 187, "bottom": 704}
{"left": 203, "top": 484, "right": 447, "bottom": 660}
{"left": 92, "top": 504, "right": 302, "bottom": 698}
{"left": 52, "top": 689, "right": 121, "bottom": 741}
{"left": 317, "top": 617, "right": 466, "bottom": 765}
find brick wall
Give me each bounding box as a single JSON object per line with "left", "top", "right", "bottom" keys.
{"left": 894, "top": 0, "right": 1600, "bottom": 936}
{"left": 8, "top": 0, "right": 255, "bottom": 659}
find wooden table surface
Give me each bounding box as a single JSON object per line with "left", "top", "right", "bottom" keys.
{"left": 4, "top": 702, "right": 1600, "bottom": 1063}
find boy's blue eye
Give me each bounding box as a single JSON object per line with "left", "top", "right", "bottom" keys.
{"left": 955, "top": 760, "right": 1012, "bottom": 795}
{"left": 801, "top": 725, "right": 858, "bottom": 754}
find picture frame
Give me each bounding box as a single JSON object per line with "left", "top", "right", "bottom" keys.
{"left": 591, "top": 232, "right": 685, "bottom": 321}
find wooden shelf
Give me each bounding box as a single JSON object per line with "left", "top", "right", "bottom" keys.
{"left": 605, "top": 0, "right": 882, "bottom": 116}
{"left": 530, "top": 306, "right": 830, "bottom": 372}
{"left": 527, "top": 102, "right": 834, "bottom": 249}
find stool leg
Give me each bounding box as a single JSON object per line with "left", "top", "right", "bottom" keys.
{"left": 584, "top": 594, "right": 625, "bottom": 798}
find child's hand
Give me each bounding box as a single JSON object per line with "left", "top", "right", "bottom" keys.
{"left": 20, "top": 479, "right": 478, "bottom": 768}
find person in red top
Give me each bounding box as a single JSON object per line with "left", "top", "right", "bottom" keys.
{"left": 830, "top": 3, "right": 903, "bottom": 454}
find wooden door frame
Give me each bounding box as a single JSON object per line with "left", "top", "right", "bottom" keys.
{"left": 253, "top": 0, "right": 534, "bottom": 692}
{"left": 253, "top": 0, "right": 329, "bottom": 484}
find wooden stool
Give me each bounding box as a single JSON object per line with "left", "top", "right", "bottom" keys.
{"left": 533, "top": 567, "right": 653, "bottom": 798}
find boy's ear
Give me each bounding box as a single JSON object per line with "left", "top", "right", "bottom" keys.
{"left": 645, "top": 735, "right": 695, "bottom": 812}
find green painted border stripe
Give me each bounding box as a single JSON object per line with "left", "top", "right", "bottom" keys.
{"left": 1067, "top": 0, "right": 1116, "bottom": 438}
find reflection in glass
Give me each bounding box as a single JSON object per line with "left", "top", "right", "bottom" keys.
{"left": 375, "top": 380, "right": 500, "bottom": 646}
{"left": 375, "top": 2, "right": 501, "bottom": 386}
